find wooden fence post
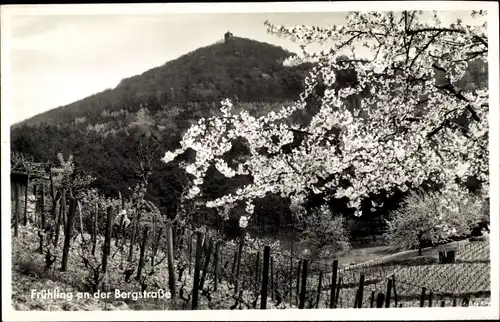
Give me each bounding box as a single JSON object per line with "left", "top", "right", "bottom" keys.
{"left": 329, "top": 260, "right": 338, "bottom": 308}
{"left": 376, "top": 293, "right": 385, "bottom": 308}
{"left": 234, "top": 238, "right": 244, "bottom": 295}
{"left": 192, "top": 231, "right": 203, "bottom": 310}
{"left": 77, "top": 200, "right": 85, "bottom": 243}
{"left": 214, "top": 242, "right": 220, "bottom": 291}
{"left": 385, "top": 278, "right": 393, "bottom": 308}
{"left": 260, "top": 246, "right": 270, "bottom": 309}
{"left": 54, "top": 191, "right": 65, "bottom": 246}
{"left": 420, "top": 287, "right": 426, "bottom": 307}
{"left": 335, "top": 277, "right": 342, "bottom": 307}
{"left": 150, "top": 214, "right": 156, "bottom": 251}
{"left": 231, "top": 249, "right": 238, "bottom": 283}
{"left": 49, "top": 193, "right": 60, "bottom": 244}
{"left": 428, "top": 292, "right": 433, "bottom": 307}
{"left": 30, "top": 183, "right": 38, "bottom": 225}
{"left": 370, "top": 291, "right": 375, "bottom": 308}
{"left": 24, "top": 176, "right": 29, "bottom": 226}
{"left": 54, "top": 193, "right": 64, "bottom": 247}
{"left": 392, "top": 275, "right": 398, "bottom": 307}
{"left": 270, "top": 257, "right": 274, "bottom": 302}
{"left": 102, "top": 206, "right": 114, "bottom": 273}
{"left": 92, "top": 202, "right": 98, "bottom": 256}
{"left": 255, "top": 252, "right": 261, "bottom": 285}
{"left": 188, "top": 232, "right": 193, "bottom": 275}
{"left": 61, "top": 190, "right": 66, "bottom": 231}
{"left": 299, "top": 259, "right": 308, "bottom": 309}
{"left": 296, "top": 261, "right": 301, "bottom": 304}
{"left": 440, "top": 300, "right": 445, "bottom": 307}
{"left": 14, "top": 182, "right": 20, "bottom": 237}
{"left": 453, "top": 299, "right": 457, "bottom": 307}
{"left": 41, "top": 183, "right": 46, "bottom": 230}
{"left": 61, "top": 197, "right": 77, "bottom": 271}
{"left": 289, "top": 235, "right": 294, "bottom": 306}
{"left": 166, "top": 223, "right": 176, "bottom": 299}
{"left": 128, "top": 207, "right": 137, "bottom": 262}
{"left": 137, "top": 226, "right": 149, "bottom": 280}
{"left": 200, "top": 237, "right": 214, "bottom": 291}
{"left": 316, "top": 271, "right": 323, "bottom": 308}
{"left": 357, "top": 274, "right": 365, "bottom": 308}
{"left": 152, "top": 226, "right": 163, "bottom": 267}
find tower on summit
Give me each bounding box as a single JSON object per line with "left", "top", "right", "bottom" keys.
{"left": 224, "top": 31, "right": 233, "bottom": 43}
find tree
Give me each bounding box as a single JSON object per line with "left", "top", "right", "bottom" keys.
{"left": 162, "top": 10, "right": 489, "bottom": 221}
{"left": 298, "top": 205, "right": 350, "bottom": 260}
{"left": 384, "top": 189, "right": 488, "bottom": 254}
{"left": 49, "top": 153, "right": 94, "bottom": 247}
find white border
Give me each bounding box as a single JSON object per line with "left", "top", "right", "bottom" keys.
{"left": 1, "top": 2, "right": 499, "bottom": 321}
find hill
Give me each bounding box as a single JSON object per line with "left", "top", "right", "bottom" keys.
{"left": 14, "top": 36, "right": 311, "bottom": 128}
{"left": 10, "top": 36, "right": 315, "bottom": 230}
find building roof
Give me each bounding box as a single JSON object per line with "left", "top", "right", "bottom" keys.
{"left": 11, "top": 158, "right": 51, "bottom": 182}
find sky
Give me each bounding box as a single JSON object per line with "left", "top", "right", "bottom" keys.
{"left": 1, "top": 3, "right": 490, "bottom": 125}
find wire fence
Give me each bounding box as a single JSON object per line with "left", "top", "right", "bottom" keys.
{"left": 176, "top": 229, "right": 491, "bottom": 309}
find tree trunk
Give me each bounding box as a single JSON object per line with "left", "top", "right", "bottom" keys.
{"left": 61, "top": 197, "right": 77, "bottom": 271}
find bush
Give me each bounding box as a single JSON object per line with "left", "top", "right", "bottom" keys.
{"left": 299, "top": 205, "right": 351, "bottom": 260}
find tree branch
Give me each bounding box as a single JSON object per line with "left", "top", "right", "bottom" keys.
{"left": 407, "top": 27, "right": 465, "bottom": 35}
{"left": 409, "top": 31, "right": 442, "bottom": 69}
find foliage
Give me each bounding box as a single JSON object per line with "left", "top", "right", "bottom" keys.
{"left": 298, "top": 205, "right": 351, "bottom": 259}
{"left": 162, "top": 11, "right": 489, "bottom": 222}
{"left": 51, "top": 153, "right": 95, "bottom": 197}
{"left": 384, "top": 189, "right": 487, "bottom": 251}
